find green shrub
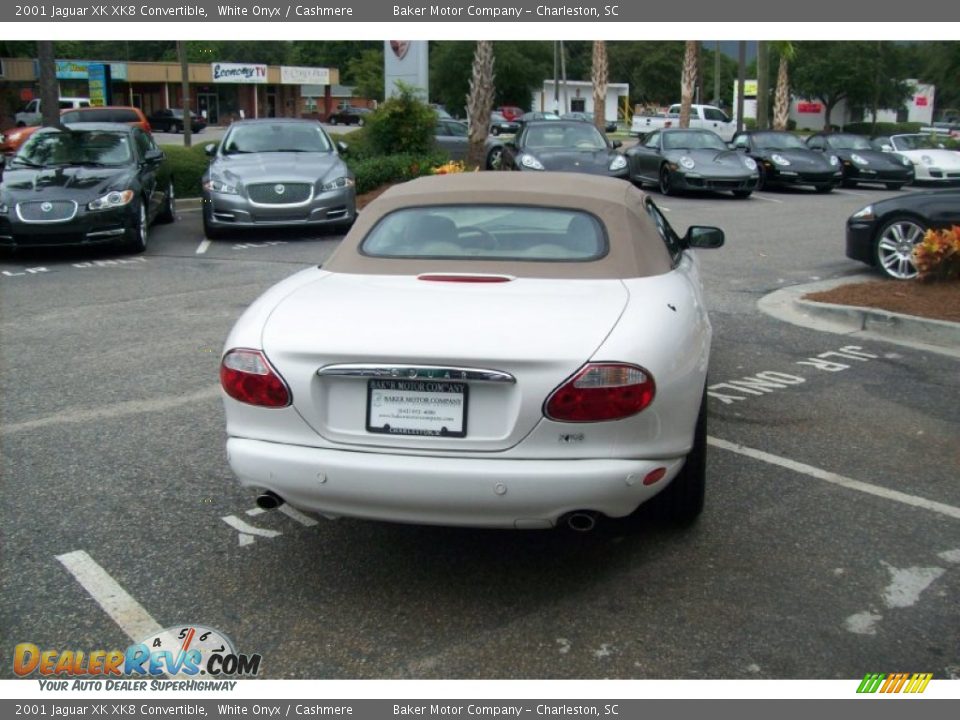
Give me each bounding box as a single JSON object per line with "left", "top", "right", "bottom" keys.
{"left": 363, "top": 83, "right": 436, "bottom": 156}
{"left": 842, "top": 121, "right": 924, "bottom": 136}
{"left": 348, "top": 151, "right": 448, "bottom": 195}
{"left": 160, "top": 143, "right": 211, "bottom": 199}
{"left": 161, "top": 137, "right": 448, "bottom": 198}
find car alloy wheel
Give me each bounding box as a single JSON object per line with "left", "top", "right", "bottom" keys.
{"left": 124, "top": 201, "right": 148, "bottom": 254}
{"left": 659, "top": 165, "right": 675, "bottom": 196}
{"left": 875, "top": 216, "right": 925, "bottom": 280}
{"left": 157, "top": 181, "right": 176, "bottom": 224}
{"left": 486, "top": 146, "right": 504, "bottom": 171}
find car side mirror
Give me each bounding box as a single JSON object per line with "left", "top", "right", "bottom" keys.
{"left": 204, "top": 143, "right": 217, "bottom": 157}
{"left": 683, "top": 225, "right": 725, "bottom": 249}
{"left": 611, "top": 139, "right": 622, "bottom": 148}
{"left": 337, "top": 141, "right": 349, "bottom": 155}
{"left": 144, "top": 148, "right": 165, "bottom": 164}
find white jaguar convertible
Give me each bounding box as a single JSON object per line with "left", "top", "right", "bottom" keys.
{"left": 220, "top": 173, "right": 724, "bottom": 530}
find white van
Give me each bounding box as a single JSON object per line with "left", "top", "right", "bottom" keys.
{"left": 14, "top": 97, "right": 91, "bottom": 126}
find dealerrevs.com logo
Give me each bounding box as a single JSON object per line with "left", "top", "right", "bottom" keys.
{"left": 857, "top": 673, "right": 933, "bottom": 694}
{"left": 14, "top": 625, "right": 261, "bottom": 690}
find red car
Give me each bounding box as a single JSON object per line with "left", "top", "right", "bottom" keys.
{"left": 498, "top": 106, "right": 524, "bottom": 122}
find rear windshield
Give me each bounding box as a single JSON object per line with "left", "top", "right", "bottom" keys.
{"left": 62, "top": 109, "right": 141, "bottom": 123}
{"left": 360, "top": 206, "right": 608, "bottom": 262}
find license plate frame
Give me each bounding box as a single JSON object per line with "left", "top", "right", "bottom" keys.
{"left": 366, "top": 378, "right": 468, "bottom": 438}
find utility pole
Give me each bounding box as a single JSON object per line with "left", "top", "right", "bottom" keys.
{"left": 714, "top": 41, "right": 721, "bottom": 107}
{"left": 37, "top": 41, "right": 60, "bottom": 128}
{"left": 178, "top": 40, "right": 192, "bottom": 148}
{"left": 757, "top": 41, "right": 769, "bottom": 129}
{"left": 736, "top": 41, "right": 746, "bottom": 133}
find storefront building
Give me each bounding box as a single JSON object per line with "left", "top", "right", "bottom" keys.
{"left": 1, "top": 58, "right": 340, "bottom": 126}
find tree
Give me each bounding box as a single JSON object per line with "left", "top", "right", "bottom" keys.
{"left": 771, "top": 41, "right": 796, "bottom": 130}
{"left": 591, "top": 41, "right": 608, "bottom": 131}
{"left": 607, "top": 42, "right": 685, "bottom": 109}
{"left": 346, "top": 48, "right": 385, "bottom": 103}
{"left": 465, "top": 41, "right": 495, "bottom": 170}
{"left": 792, "top": 41, "right": 912, "bottom": 129}
{"left": 37, "top": 41, "right": 60, "bottom": 128}
{"left": 756, "top": 41, "right": 769, "bottom": 129}
{"left": 679, "top": 41, "right": 699, "bottom": 128}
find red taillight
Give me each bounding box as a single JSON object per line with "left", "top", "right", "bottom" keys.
{"left": 545, "top": 363, "right": 655, "bottom": 422}
{"left": 220, "top": 349, "right": 291, "bottom": 408}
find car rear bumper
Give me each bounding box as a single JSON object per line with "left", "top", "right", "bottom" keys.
{"left": 226, "top": 437, "right": 685, "bottom": 529}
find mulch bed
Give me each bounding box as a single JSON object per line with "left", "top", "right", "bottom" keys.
{"left": 804, "top": 280, "right": 960, "bottom": 323}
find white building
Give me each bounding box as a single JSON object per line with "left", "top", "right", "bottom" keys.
{"left": 534, "top": 80, "right": 630, "bottom": 122}
{"left": 788, "top": 80, "right": 935, "bottom": 131}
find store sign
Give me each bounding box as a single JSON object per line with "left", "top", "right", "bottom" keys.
{"left": 280, "top": 66, "right": 330, "bottom": 85}
{"left": 87, "top": 63, "right": 111, "bottom": 107}
{"left": 797, "top": 102, "right": 823, "bottom": 114}
{"left": 54, "top": 60, "right": 127, "bottom": 81}
{"left": 915, "top": 95, "right": 929, "bottom": 107}
{"left": 212, "top": 63, "right": 268, "bottom": 84}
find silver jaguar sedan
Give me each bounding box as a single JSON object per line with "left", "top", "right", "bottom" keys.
{"left": 201, "top": 119, "right": 356, "bottom": 238}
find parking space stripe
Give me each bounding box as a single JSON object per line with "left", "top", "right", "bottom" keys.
{"left": 196, "top": 239, "right": 211, "bottom": 254}
{"left": 279, "top": 504, "right": 319, "bottom": 527}
{"left": 708, "top": 436, "right": 960, "bottom": 520}
{"left": 750, "top": 194, "right": 784, "bottom": 204}
{"left": 56, "top": 550, "right": 163, "bottom": 642}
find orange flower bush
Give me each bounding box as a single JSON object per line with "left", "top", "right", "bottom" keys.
{"left": 431, "top": 160, "right": 466, "bottom": 175}
{"left": 913, "top": 226, "right": 960, "bottom": 282}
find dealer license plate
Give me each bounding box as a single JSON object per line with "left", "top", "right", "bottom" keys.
{"left": 366, "top": 379, "right": 468, "bottom": 438}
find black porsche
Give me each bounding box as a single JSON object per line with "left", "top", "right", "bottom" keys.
{"left": 731, "top": 130, "right": 843, "bottom": 192}
{"left": 0, "top": 123, "right": 174, "bottom": 253}
{"left": 490, "top": 120, "right": 628, "bottom": 178}
{"left": 806, "top": 132, "right": 915, "bottom": 189}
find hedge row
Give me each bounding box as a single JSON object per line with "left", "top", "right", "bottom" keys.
{"left": 841, "top": 122, "right": 925, "bottom": 135}
{"left": 160, "top": 139, "right": 449, "bottom": 199}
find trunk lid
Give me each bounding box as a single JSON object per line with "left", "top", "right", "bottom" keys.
{"left": 261, "top": 272, "right": 628, "bottom": 451}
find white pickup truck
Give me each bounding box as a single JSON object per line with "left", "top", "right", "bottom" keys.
{"left": 631, "top": 104, "right": 736, "bottom": 142}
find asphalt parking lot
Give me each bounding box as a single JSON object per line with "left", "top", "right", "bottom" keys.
{"left": 1, "top": 180, "right": 958, "bottom": 681}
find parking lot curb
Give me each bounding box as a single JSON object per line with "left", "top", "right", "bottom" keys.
{"left": 758, "top": 275, "right": 960, "bottom": 359}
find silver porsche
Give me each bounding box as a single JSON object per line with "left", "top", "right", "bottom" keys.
{"left": 201, "top": 119, "right": 356, "bottom": 238}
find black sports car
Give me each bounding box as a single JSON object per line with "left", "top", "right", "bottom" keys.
{"left": 806, "top": 133, "right": 914, "bottom": 189}
{"left": 146, "top": 108, "right": 207, "bottom": 134}
{"left": 326, "top": 107, "right": 373, "bottom": 126}
{"left": 626, "top": 128, "right": 759, "bottom": 198}
{"left": 489, "top": 111, "right": 520, "bottom": 136}
{"left": 731, "top": 130, "right": 842, "bottom": 192}
{"left": 846, "top": 189, "right": 960, "bottom": 279}
{"left": 561, "top": 111, "right": 618, "bottom": 134}
{"left": 0, "top": 123, "right": 174, "bottom": 253}
{"left": 488, "top": 120, "right": 627, "bottom": 178}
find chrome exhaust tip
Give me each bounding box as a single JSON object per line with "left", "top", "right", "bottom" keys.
{"left": 563, "top": 511, "right": 599, "bottom": 532}
{"left": 256, "top": 490, "right": 284, "bottom": 510}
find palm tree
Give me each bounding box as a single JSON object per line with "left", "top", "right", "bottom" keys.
{"left": 679, "top": 41, "right": 699, "bottom": 128}
{"left": 465, "top": 41, "right": 495, "bottom": 170}
{"left": 772, "top": 41, "right": 796, "bottom": 131}
{"left": 591, "top": 41, "right": 608, "bottom": 132}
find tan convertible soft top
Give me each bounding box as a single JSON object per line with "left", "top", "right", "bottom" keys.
{"left": 324, "top": 172, "right": 673, "bottom": 279}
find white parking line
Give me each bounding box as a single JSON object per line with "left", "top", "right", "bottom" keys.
{"left": 279, "top": 504, "right": 319, "bottom": 527}
{"left": 832, "top": 189, "right": 869, "bottom": 197}
{"left": 56, "top": 550, "right": 163, "bottom": 642}
{"left": 708, "top": 436, "right": 960, "bottom": 521}
{"left": 750, "top": 194, "right": 784, "bottom": 204}
{"left": 196, "top": 239, "right": 211, "bottom": 254}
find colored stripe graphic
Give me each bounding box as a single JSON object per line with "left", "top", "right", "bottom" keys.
{"left": 857, "top": 672, "right": 932, "bottom": 693}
